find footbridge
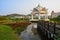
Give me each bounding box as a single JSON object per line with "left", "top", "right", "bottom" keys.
{"left": 37, "top": 20, "right": 56, "bottom": 40}
{"left": 30, "top": 20, "right": 57, "bottom": 40}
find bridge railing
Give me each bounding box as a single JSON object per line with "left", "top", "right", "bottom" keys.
{"left": 37, "top": 20, "right": 56, "bottom": 40}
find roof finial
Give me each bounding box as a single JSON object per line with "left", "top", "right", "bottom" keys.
{"left": 37, "top": 4, "right": 40, "bottom": 7}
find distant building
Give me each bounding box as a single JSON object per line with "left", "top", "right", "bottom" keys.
{"left": 51, "top": 11, "right": 60, "bottom": 18}
{"left": 26, "top": 14, "right": 31, "bottom": 19}
{"left": 13, "top": 15, "right": 25, "bottom": 18}
{"left": 51, "top": 11, "right": 56, "bottom": 18}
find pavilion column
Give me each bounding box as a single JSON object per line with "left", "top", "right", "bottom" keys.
{"left": 45, "top": 14, "right": 46, "bottom": 19}
{"left": 38, "top": 13, "right": 40, "bottom": 19}
{"left": 31, "top": 14, "right": 33, "bottom": 20}
{"left": 46, "top": 15, "right": 48, "bottom": 19}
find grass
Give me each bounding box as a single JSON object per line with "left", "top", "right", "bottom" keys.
{"left": 0, "top": 24, "right": 22, "bottom": 40}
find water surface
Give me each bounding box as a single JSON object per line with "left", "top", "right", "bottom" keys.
{"left": 21, "top": 23, "right": 41, "bottom": 40}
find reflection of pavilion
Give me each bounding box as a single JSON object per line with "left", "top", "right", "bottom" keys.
{"left": 30, "top": 4, "right": 48, "bottom": 21}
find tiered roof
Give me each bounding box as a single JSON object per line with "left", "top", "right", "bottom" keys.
{"left": 32, "top": 4, "right": 48, "bottom": 14}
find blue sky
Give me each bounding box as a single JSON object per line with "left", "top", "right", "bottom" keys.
{"left": 0, "top": 0, "right": 60, "bottom": 15}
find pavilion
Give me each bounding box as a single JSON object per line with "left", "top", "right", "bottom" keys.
{"left": 30, "top": 4, "right": 49, "bottom": 21}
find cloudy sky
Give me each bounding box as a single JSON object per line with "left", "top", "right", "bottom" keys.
{"left": 0, "top": 0, "right": 60, "bottom": 15}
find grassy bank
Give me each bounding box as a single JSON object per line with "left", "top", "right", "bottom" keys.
{"left": 0, "top": 24, "right": 22, "bottom": 40}
{"left": 0, "top": 16, "right": 31, "bottom": 40}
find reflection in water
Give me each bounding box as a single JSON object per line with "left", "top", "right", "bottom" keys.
{"left": 20, "top": 23, "right": 41, "bottom": 40}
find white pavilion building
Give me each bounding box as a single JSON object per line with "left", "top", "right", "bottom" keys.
{"left": 30, "top": 4, "right": 49, "bottom": 21}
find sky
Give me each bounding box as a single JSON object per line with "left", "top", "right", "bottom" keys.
{"left": 0, "top": 0, "right": 60, "bottom": 15}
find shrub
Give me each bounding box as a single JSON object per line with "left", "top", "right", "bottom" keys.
{"left": 7, "top": 22, "right": 31, "bottom": 29}
{"left": 15, "top": 27, "right": 25, "bottom": 35}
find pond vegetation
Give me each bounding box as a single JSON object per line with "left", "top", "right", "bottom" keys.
{"left": 0, "top": 16, "right": 31, "bottom": 40}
